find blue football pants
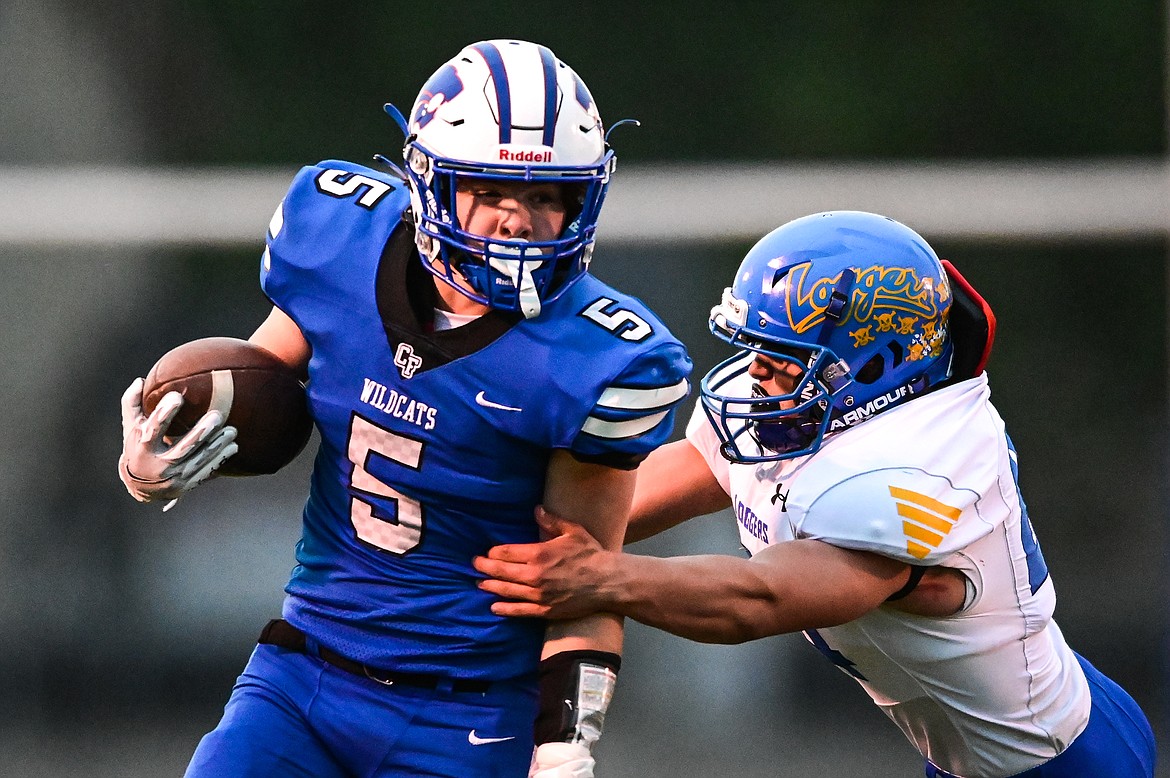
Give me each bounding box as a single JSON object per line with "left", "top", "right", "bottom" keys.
{"left": 925, "top": 652, "right": 1155, "bottom": 777}
{"left": 185, "top": 643, "right": 538, "bottom": 778}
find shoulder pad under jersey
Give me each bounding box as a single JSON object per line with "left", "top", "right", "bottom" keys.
{"left": 573, "top": 341, "right": 692, "bottom": 468}
{"left": 260, "top": 160, "right": 409, "bottom": 306}
{"left": 798, "top": 467, "right": 993, "bottom": 565}
{"left": 554, "top": 278, "right": 693, "bottom": 468}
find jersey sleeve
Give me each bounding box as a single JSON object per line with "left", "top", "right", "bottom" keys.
{"left": 797, "top": 467, "right": 994, "bottom": 565}
{"left": 569, "top": 340, "right": 692, "bottom": 469}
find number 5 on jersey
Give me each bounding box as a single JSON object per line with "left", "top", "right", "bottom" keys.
{"left": 348, "top": 413, "right": 424, "bottom": 554}
{"left": 315, "top": 169, "right": 393, "bottom": 209}
{"left": 581, "top": 297, "right": 652, "bottom": 342}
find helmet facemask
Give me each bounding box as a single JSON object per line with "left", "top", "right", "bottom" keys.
{"left": 404, "top": 143, "right": 611, "bottom": 319}
{"left": 701, "top": 334, "right": 850, "bottom": 463}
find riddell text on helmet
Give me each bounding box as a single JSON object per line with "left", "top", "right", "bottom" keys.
{"left": 498, "top": 148, "right": 553, "bottom": 163}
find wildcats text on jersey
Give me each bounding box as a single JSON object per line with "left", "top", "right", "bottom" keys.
{"left": 360, "top": 378, "right": 438, "bottom": 430}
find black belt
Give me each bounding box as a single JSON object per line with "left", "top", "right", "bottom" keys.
{"left": 258, "top": 619, "right": 491, "bottom": 694}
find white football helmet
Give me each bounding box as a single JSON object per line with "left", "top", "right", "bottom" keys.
{"left": 401, "top": 40, "right": 615, "bottom": 318}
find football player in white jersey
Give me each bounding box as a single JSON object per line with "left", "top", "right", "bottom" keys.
{"left": 476, "top": 211, "right": 1156, "bottom": 777}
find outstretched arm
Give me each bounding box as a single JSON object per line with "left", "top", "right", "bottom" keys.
{"left": 477, "top": 519, "right": 915, "bottom": 644}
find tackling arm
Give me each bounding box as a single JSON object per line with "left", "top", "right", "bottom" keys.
{"left": 594, "top": 540, "right": 913, "bottom": 643}
{"left": 480, "top": 533, "right": 915, "bottom": 645}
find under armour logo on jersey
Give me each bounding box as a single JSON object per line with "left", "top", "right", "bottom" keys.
{"left": 771, "top": 483, "right": 788, "bottom": 510}
{"left": 394, "top": 342, "right": 423, "bottom": 379}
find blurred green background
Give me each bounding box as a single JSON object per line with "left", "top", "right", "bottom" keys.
{"left": 0, "top": 1, "right": 1166, "bottom": 776}
{"left": 44, "top": 1, "right": 1165, "bottom": 164}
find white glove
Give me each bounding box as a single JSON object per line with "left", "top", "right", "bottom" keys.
{"left": 530, "top": 742, "right": 595, "bottom": 778}
{"left": 118, "top": 377, "right": 238, "bottom": 506}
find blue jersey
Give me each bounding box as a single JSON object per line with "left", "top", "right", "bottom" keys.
{"left": 260, "top": 160, "right": 691, "bottom": 681}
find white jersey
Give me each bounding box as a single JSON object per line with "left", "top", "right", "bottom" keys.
{"left": 687, "top": 374, "right": 1090, "bottom": 778}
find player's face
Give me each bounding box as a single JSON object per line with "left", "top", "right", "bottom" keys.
{"left": 455, "top": 179, "right": 568, "bottom": 244}
{"left": 747, "top": 354, "right": 805, "bottom": 406}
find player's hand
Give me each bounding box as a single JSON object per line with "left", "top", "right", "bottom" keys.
{"left": 529, "top": 742, "right": 595, "bottom": 778}
{"left": 474, "top": 507, "right": 610, "bottom": 620}
{"left": 118, "top": 377, "right": 239, "bottom": 504}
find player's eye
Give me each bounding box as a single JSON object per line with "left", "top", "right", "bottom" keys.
{"left": 526, "top": 189, "right": 564, "bottom": 210}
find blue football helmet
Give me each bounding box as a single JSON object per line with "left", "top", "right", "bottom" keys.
{"left": 701, "top": 211, "right": 955, "bottom": 463}
{"left": 400, "top": 39, "right": 615, "bottom": 319}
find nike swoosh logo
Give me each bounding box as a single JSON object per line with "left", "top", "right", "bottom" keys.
{"left": 468, "top": 730, "right": 516, "bottom": 746}
{"left": 475, "top": 391, "right": 522, "bottom": 412}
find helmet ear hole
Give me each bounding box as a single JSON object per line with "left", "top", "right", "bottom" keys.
{"left": 560, "top": 182, "right": 588, "bottom": 225}
{"left": 855, "top": 354, "right": 885, "bottom": 384}
{"left": 770, "top": 267, "right": 791, "bottom": 291}
{"left": 886, "top": 340, "right": 903, "bottom": 369}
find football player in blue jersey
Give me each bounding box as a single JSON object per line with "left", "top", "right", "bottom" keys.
{"left": 117, "top": 39, "right": 691, "bottom": 778}
{"left": 476, "top": 212, "right": 1156, "bottom": 777}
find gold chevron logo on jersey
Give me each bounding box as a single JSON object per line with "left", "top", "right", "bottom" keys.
{"left": 889, "top": 486, "right": 962, "bottom": 559}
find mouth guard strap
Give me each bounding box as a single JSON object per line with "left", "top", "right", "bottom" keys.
{"left": 489, "top": 253, "right": 543, "bottom": 319}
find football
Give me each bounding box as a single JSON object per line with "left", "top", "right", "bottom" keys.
{"left": 141, "top": 337, "right": 313, "bottom": 476}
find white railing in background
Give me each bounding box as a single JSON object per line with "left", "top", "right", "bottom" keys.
{"left": 1, "top": 159, "right": 1166, "bottom": 247}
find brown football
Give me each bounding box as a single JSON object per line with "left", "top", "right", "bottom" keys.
{"left": 141, "top": 337, "right": 313, "bottom": 476}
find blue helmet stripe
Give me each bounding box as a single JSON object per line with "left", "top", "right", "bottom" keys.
{"left": 472, "top": 42, "right": 511, "bottom": 143}
{"left": 537, "top": 45, "right": 558, "bottom": 146}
